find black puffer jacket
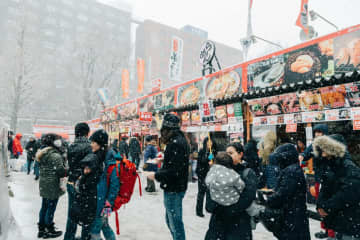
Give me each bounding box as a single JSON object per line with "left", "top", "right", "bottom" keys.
{"left": 196, "top": 137, "right": 217, "bottom": 180}
{"left": 67, "top": 136, "right": 92, "bottom": 183}
{"left": 129, "top": 138, "right": 141, "bottom": 158}
{"left": 205, "top": 164, "right": 257, "bottom": 240}
{"left": 314, "top": 135, "right": 360, "bottom": 238}
{"left": 71, "top": 151, "right": 104, "bottom": 226}
{"left": 267, "top": 144, "right": 310, "bottom": 240}
{"left": 244, "top": 139, "right": 263, "bottom": 188}
{"left": 118, "top": 140, "right": 129, "bottom": 158}
{"left": 25, "top": 139, "right": 38, "bottom": 159}
{"left": 155, "top": 130, "right": 189, "bottom": 193}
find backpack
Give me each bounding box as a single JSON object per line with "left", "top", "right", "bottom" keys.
{"left": 106, "top": 156, "right": 142, "bottom": 235}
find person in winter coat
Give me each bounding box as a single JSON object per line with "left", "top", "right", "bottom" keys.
{"left": 64, "top": 122, "right": 92, "bottom": 240}
{"left": 111, "top": 139, "right": 119, "bottom": 152}
{"left": 144, "top": 114, "right": 189, "bottom": 240}
{"left": 244, "top": 139, "right": 263, "bottom": 188}
{"left": 314, "top": 135, "right": 360, "bottom": 239}
{"left": 195, "top": 136, "right": 217, "bottom": 217}
{"left": 299, "top": 124, "right": 335, "bottom": 239}
{"left": 71, "top": 129, "right": 108, "bottom": 240}
{"left": 36, "top": 133, "right": 66, "bottom": 239}
{"left": 118, "top": 137, "right": 129, "bottom": 159}
{"left": 25, "top": 136, "right": 38, "bottom": 175}
{"left": 129, "top": 136, "right": 141, "bottom": 169}
{"left": 34, "top": 138, "right": 42, "bottom": 180}
{"left": 265, "top": 143, "right": 310, "bottom": 240}
{"left": 143, "top": 135, "right": 158, "bottom": 193}
{"left": 7, "top": 131, "right": 14, "bottom": 158}
{"left": 12, "top": 133, "right": 23, "bottom": 159}
{"left": 264, "top": 153, "right": 281, "bottom": 189}
{"left": 205, "top": 142, "right": 258, "bottom": 240}
{"left": 90, "top": 148, "right": 120, "bottom": 240}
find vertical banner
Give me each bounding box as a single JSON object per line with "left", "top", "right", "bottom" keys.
{"left": 296, "top": 0, "right": 309, "bottom": 34}
{"left": 169, "top": 36, "right": 184, "bottom": 82}
{"left": 122, "top": 69, "right": 130, "bottom": 99}
{"left": 137, "top": 58, "right": 145, "bottom": 93}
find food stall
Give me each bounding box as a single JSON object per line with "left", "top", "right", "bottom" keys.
{"left": 100, "top": 24, "right": 360, "bottom": 163}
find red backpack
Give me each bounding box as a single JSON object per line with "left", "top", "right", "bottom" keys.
{"left": 107, "top": 156, "right": 142, "bottom": 235}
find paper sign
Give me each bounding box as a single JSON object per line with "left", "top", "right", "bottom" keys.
{"left": 286, "top": 124, "right": 297, "bottom": 133}
{"left": 284, "top": 114, "right": 295, "bottom": 124}
{"left": 325, "top": 109, "right": 339, "bottom": 121}
{"left": 353, "top": 120, "right": 360, "bottom": 131}
{"left": 267, "top": 116, "right": 278, "bottom": 125}
{"left": 352, "top": 107, "right": 360, "bottom": 120}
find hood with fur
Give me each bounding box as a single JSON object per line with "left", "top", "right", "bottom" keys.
{"left": 313, "top": 135, "right": 346, "bottom": 158}
{"left": 259, "top": 131, "right": 277, "bottom": 165}
{"left": 35, "top": 147, "right": 53, "bottom": 162}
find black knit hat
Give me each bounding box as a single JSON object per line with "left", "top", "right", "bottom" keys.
{"left": 89, "top": 129, "right": 108, "bottom": 147}
{"left": 161, "top": 114, "right": 180, "bottom": 130}
{"left": 75, "top": 122, "right": 90, "bottom": 137}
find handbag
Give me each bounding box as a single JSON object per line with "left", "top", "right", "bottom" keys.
{"left": 259, "top": 206, "right": 284, "bottom": 234}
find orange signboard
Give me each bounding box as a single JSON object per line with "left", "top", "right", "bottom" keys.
{"left": 122, "top": 69, "right": 130, "bottom": 98}
{"left": 137, "top": 58, "right": 145, "bottom": 93}
{"left": 286, "top": 124, "right": 298, "bottom": 133}
{"left": 353, "top": 120, "right": 360, "bottom": 131}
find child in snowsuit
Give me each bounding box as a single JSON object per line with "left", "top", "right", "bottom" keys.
{"left": 206, "top": 152, "right": 263, "bottom": 219}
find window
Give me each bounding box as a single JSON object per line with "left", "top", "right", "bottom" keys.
{"left": 78, "top": 14, "right": 88, "bottom": 22}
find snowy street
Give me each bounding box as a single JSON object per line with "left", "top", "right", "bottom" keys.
{"left": 8, "top": 171, "right": 322, "bottom": 240}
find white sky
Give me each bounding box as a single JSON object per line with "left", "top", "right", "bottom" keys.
{"left": 103, "top": 0, "right": 359, "bottom": 60}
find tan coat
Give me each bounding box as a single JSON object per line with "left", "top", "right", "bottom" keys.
{"left": 259, "top": 131, "right": 277, "bottom": 165}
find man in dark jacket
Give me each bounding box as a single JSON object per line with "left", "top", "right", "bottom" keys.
{"left": 314, "top": 135, "right": 360, "bottom": 240}
{"left": 25, "top": 136, "right": 38, "bottom": 175}
{"left": 118, "top": 137, "right": 129, "bottom": 159}
{"left": 7, "top": 131, "right": 14, "bottom": 158}
{"left": 129, "top": 136, "right": 141, "bottom": 169}
{"left": 145, "top": 114, "right": 189, "bottom": 240}
{"left": 64, "top": 122, "right": 92, "bottom": 240}
{"left": 299, "top": 124, "right": 334, "bottom": 239}
{"left": 267, "top": 144, "right": 311, "bottom": 240}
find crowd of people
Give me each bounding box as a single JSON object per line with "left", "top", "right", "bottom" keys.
{"left": 6, "top": 119, "right": 360, "bottom": 240}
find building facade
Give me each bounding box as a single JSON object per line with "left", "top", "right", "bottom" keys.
{"left": 135, "top": 20, "right": 243, "bottom": 95}
{"left": 0, "top": 0, "right": 131, "bottom": 132}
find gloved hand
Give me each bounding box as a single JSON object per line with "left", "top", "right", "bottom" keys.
{"left": 101, "top": 201, "right": 112, "bottom": 217}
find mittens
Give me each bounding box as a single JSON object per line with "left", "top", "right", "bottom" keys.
{"left": 101, "top": 201, "right": 112, "bottom": 217}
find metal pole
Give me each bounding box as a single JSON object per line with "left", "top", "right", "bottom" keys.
{"left": 252, "top": 35, "right": 283, "bottom": 49}
{"left": 315, "top": 13, "right": 339, "bottom": 31}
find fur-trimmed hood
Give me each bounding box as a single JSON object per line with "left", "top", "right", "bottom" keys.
{"left": 35, "top": 147, "right": 53, "bottom": 162}
{"left": 313, "top": 135, "right": 346, "bottom": 158}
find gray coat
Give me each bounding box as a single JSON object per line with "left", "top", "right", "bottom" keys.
{"left": 36, "top": 147, "right": 66, "bottom": 200}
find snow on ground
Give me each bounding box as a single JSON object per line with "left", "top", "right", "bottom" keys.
{"left": 8, "top": 171, "right": 322, "bottom": 240}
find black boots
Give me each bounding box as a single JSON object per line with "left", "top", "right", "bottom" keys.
{"left": 44, "top": 223, "right": 62, "bottom": 239}
{"left": 38, "top": 223, "right": 62, "bottom": 239}
{"left": 37, "top": 224, "right": 46, "bottom": 238}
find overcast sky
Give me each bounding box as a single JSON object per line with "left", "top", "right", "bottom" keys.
{"left": 104, "top": 0, "right": 359, "bottom": 60}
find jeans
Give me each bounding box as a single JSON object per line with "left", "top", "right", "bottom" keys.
{"left": 27, "top": 157, "right": 33, "bottom": 174}
{"left": 196, "top": 177, "right": 206, "bottom": 214}
{"left": 130, "top": 154, "right": 140, "bottom": 169}
{"left": 39, "top": 198, "right": 59, "bottom": 226}
{"left": 64, "top": 184, "right": 91, "bottom": 240}
{"left": 91, "top": 217, "right": 116, "bottom": 240}
{"left": 164, "top": 192, "right": 186, "bottom": 240}
{"left": 34, "top": 161, "right": 40, "bottom": 177}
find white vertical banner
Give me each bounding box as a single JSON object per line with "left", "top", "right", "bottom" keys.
{"left": 169, "top": 36, "right": 183, "bottom": 82}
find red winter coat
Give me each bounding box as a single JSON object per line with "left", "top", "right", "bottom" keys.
{"left": 12, "top": 133, "right": 23, "bottom": 156}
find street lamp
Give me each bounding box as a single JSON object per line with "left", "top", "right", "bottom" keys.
{"left": 240, "top": 35, "right": 283, "bottom": 61}
{"left": 309, "top": 10, "right": 339, "bottom": 31}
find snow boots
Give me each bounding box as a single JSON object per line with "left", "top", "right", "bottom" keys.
{"left": 38, "top": 223, "right": 62, "bottom": 239}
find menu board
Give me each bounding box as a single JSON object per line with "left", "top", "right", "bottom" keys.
{"left": 153, "top": 89, "right": 176, "bottom": 111}
{"left": 204, "top": 68, "right": 242, "bottom": 100}
{"left": 215, "top": 105, "right": 227, "bottom": 124}
{"left": 334, "top": 29, "right": 360, "bottom": 74}
{"left": 191, "top": 110, "right": 201, "bottom": 125}
{"left": 249, "top": 82, "right": 360, "bottom": 118}
{"left": 177, "top": 80, "right": 203, "bottom": 106}
{"left": 181, "top": 112, "right": 191, "bottom": 126}
{"left": 227, "top": 103, "right": 243, "bottom": 123}
{"left": 117, "top": 101, "right": 138, "bottom": 119}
